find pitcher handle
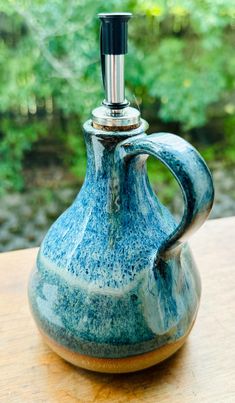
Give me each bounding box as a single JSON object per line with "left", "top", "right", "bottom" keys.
{"left": 116, "top": 132, "right": 214, "bottom": 256}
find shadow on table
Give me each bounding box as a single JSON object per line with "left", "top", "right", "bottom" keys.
{"left": 47, "top": 343, "right": 189, "bottom": 401}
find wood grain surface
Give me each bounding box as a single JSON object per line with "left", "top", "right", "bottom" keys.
{"left": 0, "top": 217, "right": 235, "bottom": 403}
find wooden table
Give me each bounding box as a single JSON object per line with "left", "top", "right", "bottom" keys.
{"left": 1, "top": 217, "right": 235, "bottom": 403}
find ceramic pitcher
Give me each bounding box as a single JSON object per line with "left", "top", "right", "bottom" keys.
{"left": 28, "top": 13, "right": 214, "bottom": 373}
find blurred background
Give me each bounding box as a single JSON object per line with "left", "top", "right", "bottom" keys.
{"left": 0, "top": 0, "right": 235, "bottom": 252}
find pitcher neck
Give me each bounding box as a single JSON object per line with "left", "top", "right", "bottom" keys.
{"left": 83, "top": 120, "right": 147, "bottom": 182}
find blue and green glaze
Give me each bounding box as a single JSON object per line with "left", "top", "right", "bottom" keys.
{"left": 28, "top": 120, "right": 214, "bottom": 363}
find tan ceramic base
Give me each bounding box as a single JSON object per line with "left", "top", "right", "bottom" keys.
{"left": 39, "top": 328, "right": 191, "bottom": 373}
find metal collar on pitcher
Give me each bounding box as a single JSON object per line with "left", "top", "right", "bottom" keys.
{"left": 92, "top": 106, "right": 140, "bottom": 129}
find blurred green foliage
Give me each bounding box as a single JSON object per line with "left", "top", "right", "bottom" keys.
{"left": 0, "top": 0, "right": 235, "bottom": 194}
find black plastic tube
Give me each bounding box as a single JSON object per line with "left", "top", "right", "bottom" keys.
{"left": 98, "top": 12, "right": 132, "bottom": 55}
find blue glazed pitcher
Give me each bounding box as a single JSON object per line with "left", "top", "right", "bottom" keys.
{"left": 28, "top": 13, "right": 214, "bottom": 373}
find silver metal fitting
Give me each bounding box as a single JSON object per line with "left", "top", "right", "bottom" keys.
{"left": 92, "top": 106, "right": 140, "bottom": 130}
{"left": 94, "top": 12, "right": 141, "bottom": 131}
{"left": 104, "top": 55, "right": 125, "bottom": 104}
